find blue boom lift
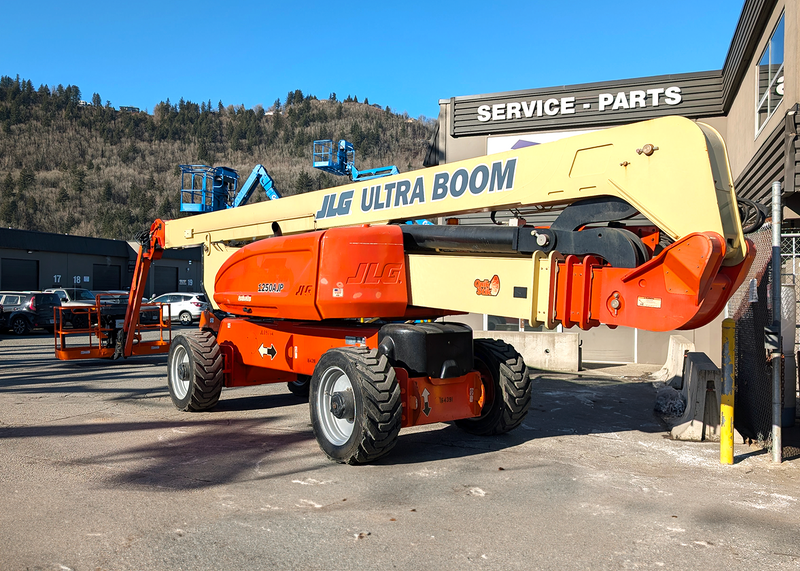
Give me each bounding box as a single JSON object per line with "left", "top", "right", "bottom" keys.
{"left": 312, "top": 139, "right": 432, "bottom": 225}
{"left": 179, "top": 164, "right": 280, "bottom": 213}
{"left": 312, "top": 139, "right": 399, "bottom": 182}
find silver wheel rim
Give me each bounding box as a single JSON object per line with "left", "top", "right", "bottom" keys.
{"left": 180, "top": 313, "right": 191, "bottom": 325}
{"left": 316, "top": 366, "right": 356, "bottom": 446}
{"left": 170, "top": 344, "right": 191, "bottom": 400}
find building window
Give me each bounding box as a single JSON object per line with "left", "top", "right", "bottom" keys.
{"left": 756, "top": 13, "right": 785, "bottom": 133}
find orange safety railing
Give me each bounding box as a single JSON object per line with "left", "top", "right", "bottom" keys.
{"left": 54, "top": 294, "right": 172, "bottom": 360}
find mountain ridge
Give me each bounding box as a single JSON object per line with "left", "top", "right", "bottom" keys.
{"left": 0, "top": 75, "right": 436, "bottom": 240}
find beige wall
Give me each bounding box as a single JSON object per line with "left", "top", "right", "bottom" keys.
{"left": 434, "top": 101, "right": 735, "bottom": 366}
{"left": 694, "top": 116, "right": 727, "bottom": 141}
{"left": 726, "top": 1, "right": 790, "bottom": 179}
{"left": 433, "top": 2, "right": 790, "bottom": 366}
{"left": 436, "top": 100, "right": 487, "bottom": 162}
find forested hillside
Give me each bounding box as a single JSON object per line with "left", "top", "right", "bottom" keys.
{"left": 0, "top": 75, "right": 435, "bottom": 240}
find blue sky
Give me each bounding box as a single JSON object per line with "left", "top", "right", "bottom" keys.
{"left": 2, "top": 1, "right": 743, "bottom": 120}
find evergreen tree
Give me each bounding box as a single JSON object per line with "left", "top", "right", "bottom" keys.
{"left": 18, "top": 166, "right": 35, "bottom": 191}
{"left": 1, "top": 172, "right": 14, "bottom": 197}
{"left": 70, "top": 167, "right": 86, "bottom": 193}
{"left": 294, "top": 171, "right": 313, "bottom": 194}
{"left": 197, "top": 139, "right": 210, "bottom": 163}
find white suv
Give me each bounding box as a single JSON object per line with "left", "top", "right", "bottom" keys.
{"left": 148, "top": 292, "right": 210, "bottom": 325}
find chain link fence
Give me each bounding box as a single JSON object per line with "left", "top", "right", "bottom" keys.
{"left": 781, "top": 233, "right": 800, "bottom": 352}
{"left": 729, "top": 225, "right": 775, "bottom": 444}
{"left": 728, "top": 225, "right": 799, "bottom": 457}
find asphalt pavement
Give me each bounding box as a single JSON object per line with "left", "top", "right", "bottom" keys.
{"left": 1, "top": 329, "right": 799, "bottom": 570}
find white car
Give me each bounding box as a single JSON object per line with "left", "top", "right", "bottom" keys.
{"left": 149, "top": 292, "right": 210, "bottom": 325}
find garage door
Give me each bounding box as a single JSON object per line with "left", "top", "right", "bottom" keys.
{"left": 154, "top": 266, "right": 178, "bottom": 296}
{"left": 93, "top": 264, "right": 121, "bottom": 290}
{"left": 1, "top": 258, "right": 39, "bottom": 291}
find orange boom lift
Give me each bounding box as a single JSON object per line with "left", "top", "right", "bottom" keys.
{"left": 56, "top": 117, "right": 754, "bottom": 464}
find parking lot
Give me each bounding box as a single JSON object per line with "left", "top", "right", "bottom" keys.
{"left": 2, "top": 329, "right": 799, "bottom": 570}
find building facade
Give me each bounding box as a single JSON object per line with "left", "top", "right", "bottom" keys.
{"left": 425, "top": 0, "right": 796, "bottom": 365}
{"left": 0, "top": 228, "right": 202, "bottom": 299}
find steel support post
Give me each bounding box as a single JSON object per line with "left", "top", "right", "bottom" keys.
{"left": 771, "top": 180, "right": 783, "bottom": 463}
{"left": 721, "top": 318, "right": 735, "bottom": 464}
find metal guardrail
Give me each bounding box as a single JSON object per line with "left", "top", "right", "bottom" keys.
{"left": 53, "top": 295, "right": 172, "bottom": 360}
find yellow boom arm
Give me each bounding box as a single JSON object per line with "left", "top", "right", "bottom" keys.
{"left": 160, "top": 116, "right": 746, "bottom": 310}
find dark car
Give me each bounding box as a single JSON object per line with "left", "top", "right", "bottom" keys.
{"left": 0, "top": 291, "right": 62, "bottom": 335}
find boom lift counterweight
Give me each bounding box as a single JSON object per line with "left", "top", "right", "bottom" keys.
{"left": 59, "top": 117, "right": 755, "bottom": 465}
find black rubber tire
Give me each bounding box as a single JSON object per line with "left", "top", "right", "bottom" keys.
{"left": 179, "top": 311, "right": 193, "bottom": 326}
{"left": 44, "top": 326, "right": 55, "bottom": 335}
{"left": 287, "top": 374, "right": 311, "bottom": 398}
{"left": 11, "top": 316, "right": 30, "bottom": 335}
{"left": 72, "top": 314, "right": 89, "bottom": 329}
{"left": 167, "top": 330, "right": 224, "bottom": 411}
{"left": 455, "top": 339, "right": 531, "bottom": 435}
{"left": 310, "top": 348, "right": 401, "bottom": 465}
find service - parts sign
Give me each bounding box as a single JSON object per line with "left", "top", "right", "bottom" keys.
{"left": 476, "top": 86, "right": 683, "bottom": 123}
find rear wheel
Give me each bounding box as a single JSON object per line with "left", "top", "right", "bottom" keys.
{"left": 167, "top": 330, "right": 224, "bottom": 411}
{"left": 455, "top": 339, "right": 531, "bottom": 435}
{"left": 179, "top": 311, "right": 193, "bottom": 326}
{"left": 11, "top": 316, "right": 30, "bottom": 335}
{"left": 287, "top": 375, "right": 311, "bottom": 398}
{"left": 310, "top": 348, "right": 401, "bottom": 465}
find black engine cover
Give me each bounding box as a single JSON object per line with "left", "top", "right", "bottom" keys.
{"left": 378, "top": 322, "right": 473, "bottom": 379}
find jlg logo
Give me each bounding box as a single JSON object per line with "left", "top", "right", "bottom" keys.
{"left": 345, "top": 263, "right": 403, "bottom": 285}
{"left": 294, "top": 285, "right": 313, "bottom": 296}
{"left": 475, "top": 275, "right": 500, "bottom": 296}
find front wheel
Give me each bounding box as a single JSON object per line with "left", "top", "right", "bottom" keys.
{"left": 167, "top": 330, "right": 224, "bottom": 411}
{"left": 310, "top": 348, "right": 401, "bottom": 465}
{"left": 455, "top": 339, "right": 531, "bottom": 435}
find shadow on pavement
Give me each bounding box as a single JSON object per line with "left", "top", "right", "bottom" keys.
{"left": 2, "top": 414, "right": 320, "bottom": 490}
{"left": 383, "top": 370, "right": 666, "bottom": 465}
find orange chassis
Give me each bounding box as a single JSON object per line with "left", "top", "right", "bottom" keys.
{"left": 203, "top": 315, "right": 483, "bottom": 429}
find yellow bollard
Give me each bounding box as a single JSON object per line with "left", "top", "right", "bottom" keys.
{"left": 721, "top": 318, "right": 735, "bottom": 464}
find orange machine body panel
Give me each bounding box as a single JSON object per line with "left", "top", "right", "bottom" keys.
{"left": 216, "top": 318, "right": 382, "bottom": 383}
{"left": 214, "top": 225, "right": 409, "bottom": 320}
{"left": 552, "top": 232, "right": 754, "bottom": 332}
{"left": 214, "top": 317, "right": 482, "bottom": 428}
{"left": 316, "top": 225, "right": 408, "bottom": 318}
{"left": 215, "top": 232, "right": 324, "bottom": 320}
{"left": 396, "top": 368, "right": 482, "bottom": 428}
